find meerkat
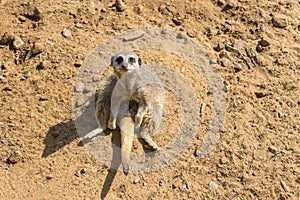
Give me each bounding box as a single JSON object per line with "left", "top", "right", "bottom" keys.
{"left": 84, "top": 53, "right": 165, "bottom": 175}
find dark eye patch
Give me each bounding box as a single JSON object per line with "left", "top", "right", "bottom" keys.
{"left": 128, "top": 57, "right": 135, "bottom": 64}
{"left": 115, "top": 56, "right": 123, "bottom": 64}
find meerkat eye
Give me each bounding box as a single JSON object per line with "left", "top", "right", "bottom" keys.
{"left": 128, "top": 57, "right": 135, "bottom": 64}
{"left": 115, "top": 56, "right": 123, "bottom": 64}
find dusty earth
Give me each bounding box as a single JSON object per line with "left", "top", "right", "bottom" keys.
{"left": 0, "top": 0, "right": 299, "bottom": 199}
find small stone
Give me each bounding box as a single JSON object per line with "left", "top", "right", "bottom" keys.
{"left": 209, "top": 181, "right": 218, "bottom": 191}
{"left": 7, "top": 150, "right": 23, "bottom": 164}
{"left": 217, "top": 0, "right": 226, "bottom": 6}
{"left": 1, "top": 140, "right": 9, "bottom": 145}
{"left": 46, "top": 174, "right": 54, "bottom": 180}
{"left": 101, "top": 8, "right": 107, "bottom": 13}
{"left": 256, "top": 44, "right": 263, "bottom": 52}
{"left": 219, "top": 58, "right": 230, "bottom": 67}
{"left": 133, "top": 176, "right": 140, "bottom": 184}
{"left": 24, "top": 71, "right": 32, "bottom": 79}
{"left": 272, "top": 16, "right": 288, "bottom": 28}
{"left": 254, "top": 92, "right": 267, "bottom": 98}
{"left": 159, "top": 180, "right": 163, "bottom": 186}
{"left": 18, "top": 15, "right": 27, "bottom": 22}
{"left": 75, "top": 23, "right": 84, "bottom": 28}
{"left": 75, "top": 171, "right": 80, "bottom": 177}
{"left": 280, "top": 181, "right": 289, "bottom": 192}
{"left": 187, "top": 31, "right": 195, "bottom": 38}
{"left": 62, "top": 28, "right": 72, "bottom": 38}
{"left": 31, "top": 41, "right": 43, "bottom": 55}
{"left": 142, "top": 182, "right": 147, "bottom": 186}
{"left": 172, "top": 16, "right": 183, "bottom": 26}
{"left": 233, "top": 64, "right": 242, "bottom": 72}
{"left": 214, "top": 42, "right": 224, "bottom": 52}
{"left": 259, "top": 38, "right": 270, "bottom": 47}
{"left": 13, "top": 36, "right": 25, "bottom": 49}
{"left": 135, "top": 5, "right": 144, "bottom": 14}
{"left": 74, "top": 61, "right": 82, "bottom": 68}
{"left": 227, "top": 0, "right": 237, "bottom": 8}
{"left": 115, "top": 0, "right": 126, "bottom": 12}
{"left": 80, "top": 168, "right": 87, "bottom": 174}
{"left": 268, "top": 145, "right": 278, "bottom": 154}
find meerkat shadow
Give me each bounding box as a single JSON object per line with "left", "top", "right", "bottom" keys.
{"left": 42, "top": 120, "right": 78, "bottom": 158}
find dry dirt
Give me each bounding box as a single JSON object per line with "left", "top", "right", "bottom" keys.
{"left": 0, "top": 0, "right": 299, "bottom": 199}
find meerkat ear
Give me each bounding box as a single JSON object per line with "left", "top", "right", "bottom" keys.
{"left": 110, "top": 56, "right": 115, "bottom": 66}
{"left": 138, "top": 57, "right": 142, "bottom": 66}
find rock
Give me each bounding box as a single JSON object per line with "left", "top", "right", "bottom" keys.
{"left": 254, "top": 92, "right": 267, "bottom": 98}
{"left": 31, "top": 41, "right": 43, "bottom": 55}
{"left": 133, "top": 176, "right": 140, "bottom": 184}
{"left": 214, "top": 42, "right": 224, "bottom": 52}
{"left": 18, "top": 15, "right": 27, "bottom": 22}
{"left": 272, "top": 16, "right": 288, "bottom": 28}
{"left": 217, "top": 0, "right": 226, "bottom": 6}
{"left": 13, "top": 36, "right": 25, "bottom": 49}
{"left": 280, "top": 181, "right": 289, "bottom": 192}
{"left": 23, "top": 6, "right": 43, "bottom": 22}
{"left": 256, "top": 44, "right": 263, "bottom": 52}
{"left": 7, "top": 150, "right": 23, "bottom": 164}
{"left": 209, "top": 181, "right": 218, "bottom": 191}
{"left": 268, "top": 145, "right": 278, "bottom": 154}
{"left": 159, "top": 180, "right": 163, "bottom": 186}
{"left": 135, "top": 5, "right": 144, "bottom": 14}
{"left": 75, "top": 23, "right": 84, "bottom": 28}
{"left": 187, "top": 31, "right": 195, "bottom": 38}
{"left": 74, "top": 61, "right": 82, "bottom": 68}
{"left": 0, "top": 33, "right": 14, "bottom": 45}
{"left": 62, "top": 28, "right": 72, "bottom": 38}
{"left": 227, "top": 0, "right": 237, "bottom": 8}
{"left": 46, "top": 174, "right": 54, "bottom": 180}
{"left": 233, "top": 64, "right": 242, "bottom": 72}
{"left": 219, "top": 58, "right": 230, "bottom": 67}
{"left": 101, "top": 8, "right": 107, "bottom": 13}
{"left": 172, "top": 16, "right": 183, "bottom": 26}
{"left": 259, "top": 38, "right": 270, "bottom": 47}
{"left": 80, "top": 168, "right": 87, "bottom": 174}
{"left": 115, "top": 0, "right": 126, "bottom": 12}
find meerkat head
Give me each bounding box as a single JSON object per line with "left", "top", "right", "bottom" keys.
{"left": 110, "top": 53, "right": 142, "bottom": 78}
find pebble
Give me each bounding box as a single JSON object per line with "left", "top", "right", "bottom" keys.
{"left": 18, "top": 15, "right": 27, "bottom": 22}
{"left": 233, "top": 64, "right": 242, "bottom": 72}
{"left": 227, "top": 0, "right": 237, "bottom": 8}
{"left": 13, "top": 36, "right": 25, "bottom": 49}
{"left": 133, "top": 176, "right": 140, "bottom": 184}
{"left": 214, "top": 42, "right": 224, "bottom": 52}
{"left": 101, "top": 8, "right": 107, "bottom": 13}
{"left": 280, "top": 181, "right": 289, "bottom": 192}
{"left": 268, "top": 145, "right": 278, "bottom": 154}
{"left": 75, "top": 23, "right": 84, "bottom": 29}
{"left": 259, "top": 37, "right": 270, "bottom": 47}
{"left": 172, "top": 16, "right": 183, "bottom": 26}
{"left": 217, "top": 0, "right": 226, "bottom": 6}
{"left": 135, "top": 5, "right": 144, "bottom": 14}
{"left": 62, "top": 28, "right": 72, "bottom": 38}
{"left": 209, "top": 181, "right": 218, "bottom": 191}
{"left": 7, "top": 150, "right": 23, "bottom": 164}
{"left": 219, "top": 58, "right": 230, "bottom": 67}
{"left": 46, "top": 174, "right": 54, "bottom": 180}
{"left": 272, "top": 16, "right": 288, "bottom": 28}
{"left": 115, "top": 0, "right": 126, "bottom": 12}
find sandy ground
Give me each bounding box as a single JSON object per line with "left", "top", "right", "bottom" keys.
{"left": 0, "top": 0, "right": 299, "bottom": 199}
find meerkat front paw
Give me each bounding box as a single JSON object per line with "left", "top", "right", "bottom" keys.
{"left": 134, "top": 115, "right": 143, "bottom": 128}
{"left": 108, "top": 119, "right": 117, "bottom": 130}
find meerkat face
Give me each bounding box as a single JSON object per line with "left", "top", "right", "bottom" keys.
{"left": 111, "top": 53, "right": 142, "bottom": 78}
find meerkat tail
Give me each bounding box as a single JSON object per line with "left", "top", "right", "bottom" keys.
{"left": 118, "top": 116, "right": 135, "bottom": 175}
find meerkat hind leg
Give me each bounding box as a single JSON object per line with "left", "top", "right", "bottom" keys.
{"left": 140, "top": 131, "right": 160, "bottom": 151}
{"left": 135, "top": 101, "right": 147, "bottom": 128}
